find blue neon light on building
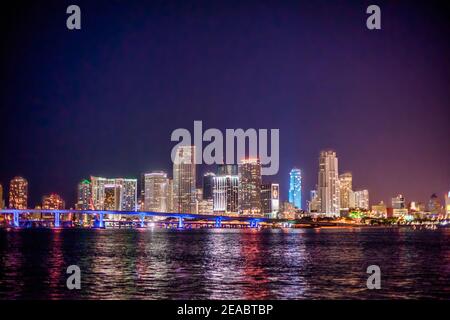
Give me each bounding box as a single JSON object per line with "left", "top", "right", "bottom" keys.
{"left": 288, "top": 168, "right": 302, "bottom": 210}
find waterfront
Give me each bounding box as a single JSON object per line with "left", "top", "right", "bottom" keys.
{"left": 0, "top": 227, "right": 448, "bottom": 300}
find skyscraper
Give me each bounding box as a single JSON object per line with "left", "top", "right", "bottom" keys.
{"left": 90, "top": 176, "right": 137, "bottom": 211}
{"left": 173, "top": 145, "right": 196, "bottom": 213}
{"left": 445, "top": 191, "right": 450, "bottom": 216}
{"left": 9, "top": 176, "right": 28, "bottom": 209}
{"left": 392, "top": 194, "right": 405, "bottom": 209}
{"left": 352, "top": 189, "right": 369, "bottom": 210}
{"left": 42, "top": 193, "right": 65, "bottom": 210}
{"left": 238, "top": 158, "right": 262, "bottom": 215}
{"left": 339, "top": 172, "right": 352, "bottom": 210}
{"left": 144, "top": 171, "right": 169, "bottom": 212}
{"left": 288, "top": 168, "right": 302, "bottom": 209}
{"left": 213, "top": 165, "right": 239, "bottom": 214}
{"left": 317, "top": 151, "right": 340, "bottom": 216}
{"left": 76, "top": 180, "right": 92, "bottom": 210}
{"left": 0, "top": 183, "right": 4, "bottom": 209}
{"left": 202, "top": 172, "right": 215, "bottom": 201}
{"left": 115, "top": 178, "right": 137, "bottom": 211}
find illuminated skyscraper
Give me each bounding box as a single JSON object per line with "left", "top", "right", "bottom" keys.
{"left": 238, "top": 158, "right": 262, "bottom": 215}
{"left": 90, "top": 176, "right": 137, "bottom": 211}
{"left": 202, "top": 172, "right": 215, "bottom": 201}
{"left": 42, "top": 193, "right": 65, "bottom": 210}
{"left": 213, "top": 165, "right": 239, "bottom": 214}
{"left": 167, "top": 178, "right": 174, "bottom": 212}
{"left": 261, "top": 183, "right": 280, "bottom": 218}
{"left": 144, "top": 171, "right": 169, "bottom": 212}
{"left": 392, "top": 194, "right": 405, "bottom": 209}
{"left": 115, "top": 178, "right": 137, "bottom": 211}
{"left": 352, "top": 189, "right": 369, "bottom": 210}
{"left": 76, "top": 180, "right": 92, "bottom": 210}
{"left": 445, "top": 191, "right": 450, "bottom": 216}
{"left": 288, "top": 168, "right": 302, "bottom": 209}
{"left": 173, "top": 145, "right": 197, "bottom": 213}
{"left": 0, "top": 183, "right": 4, "bottom": 209}
{"left": 339, "top": 172, "right": 352, "bottom": 210}
{"left": 317, "top": 151, "right": 340, "bottom": 216}
{"left": 9, "top": 176, "right": 28, "bottom": 209}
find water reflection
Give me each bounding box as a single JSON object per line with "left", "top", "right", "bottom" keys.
{"left": 0, "top": 228, "right": 448, "bottom": 299}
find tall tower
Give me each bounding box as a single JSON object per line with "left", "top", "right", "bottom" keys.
{"left": 288, "top": 168, "right": 302, "bottom": 209}
{"left": 144, "top": 171, "right": 169, "bottom": 212}
{"left": 318, "top": 151, "right": 340, "bottom": 216}
{"left": 76, "top": 180, "right": 92, "bottom": 210}
{"left": 339, "top": 172, "right": 352, "bottom": 210}
{"left": 9, "top": 176, "right": 28, "bottom": 209}
{"left": 173, "top": 145, "right": 197, "bottom": 213}
{"left": 238, "top": 158, "right": 262, "bottom": 216}
{"left": 115, "top": 178, "right": 137, "bottom": 211}
{"left": 213, "top": 165, "right": 239, "bottom": 214}
{"left": 0, "top": 183, "right": 4, "bottom": 209}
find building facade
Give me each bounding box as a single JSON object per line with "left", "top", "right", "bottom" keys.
{"left": 213, "top": 165, "right": 239, "bottom": 214}
{"left": 202, "top": 172, "right": 215, "bottom": 201}
{"left": 76, "top": 180, "right": 92, "bottom": 210}
{"left": 173, "top": 145, "right": 197, "bottom": 213}
{"left": 339, "top": 172, "right": 352, "bottom": 210}
{"left": 9, "top": 176, "right": 28, "bottom": 209}
{"left": 144, "top": 172, "right": 169, "bottom": 212}
{"left": 318, "top": 151, "right": 340, "bottom": 216}
{"left": 42, "top": 193, "right": 65, "bottom": 210}
{"left": 238, "top": 159, "right": 262, "bottom": 215}
{"left": 288, "top": 168, "right": 302, "bottom": 210}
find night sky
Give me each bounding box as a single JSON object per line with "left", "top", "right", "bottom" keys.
{"left": 1, "top": 0, "right": 449, "bottom": 208}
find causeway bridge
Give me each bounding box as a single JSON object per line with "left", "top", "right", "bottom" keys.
{"left": 0, "top": 209, "right": 300, "bottom": 229}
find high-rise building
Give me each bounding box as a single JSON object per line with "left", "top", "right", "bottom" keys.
{"left": 90, "top": 176, "right": 137, "bottom": 211}
{"left": 392, "top": 194, "right": 405, "bottom": 209}
{"left": 288, "top": 168, "right": 302, "bottom": 209}
{"left": 9, "top": 176, "right": 28, "bottom": 209}
{"left": 352, "top": 189, "right": 369, "bottom": 210}
{"left": 213, "top": 165, "right": 239, "bottom": 214}
{"left": 202, "top": 172, "right": 215, "bottom": 201}
{"left": 76, "top": 180, "right": 92, "bottom": 210}
{"left": 144, "top": 171, "right": 169, "bottom": 212}
{"left": 115, "top": 178, "right": 137, "bottom": 211}
{"left": 42, "top": 193, "right": 65, "bottom": 210}
{"left": 318, "top": 151, "right": 340, "bottom": 216}
{"left": 339, "top": 172, "right": 352, "bottom": 210}
{"left": 173, "top": 145, "right": 197, "bottom": 213}
{"left": 238, "top": 159, "right": 262, "bottom": 215}
{"left": 167, "top": 178, "right": 174, "bottom": 212}
{"left": 261, "top": 183, "right": 280, "bottom": 218}
{"left": 445, "top": 191, "right": 450, "bottom": 216}
{"left": 428, "top": 193, "right": 441, "bottom": 215}
{"left": 0, "top": 183, "right": 4, "bottom": 209}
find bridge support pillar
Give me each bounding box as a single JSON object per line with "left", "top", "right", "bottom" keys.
{"left": 54, "top": 212, "right": 60, "bottom": 228}
{"left": 178, "top": 217, "right": 184, "bottom": 229}
{"left": 140, "top": 213, "right": 145, "bottom": 228}
{"left": 215, "top": 217, "right": 222, "bottom": 228}
{"left": 99, "top": 213, "right": 104, "bottom": 228}
{"left": 13, "top": 212, "right": 19, "bottom": 227}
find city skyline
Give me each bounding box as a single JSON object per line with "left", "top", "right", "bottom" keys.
{"left": 0, "top": 1, "right": 449, "bottom": 209}
{"left": 0, "top": 147, "right": 448, "bottom": 215}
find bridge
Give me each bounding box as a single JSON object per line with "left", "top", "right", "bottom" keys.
{"left": 0, "top": 209, "right": 291, "bottom": 229}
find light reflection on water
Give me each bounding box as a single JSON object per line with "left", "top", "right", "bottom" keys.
{"left": 0, "top": 228, "right": 448, "bottom": 299}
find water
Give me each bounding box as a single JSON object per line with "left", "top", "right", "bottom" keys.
{"left": 0, "top": 227, "right": 448, "bottom": 299}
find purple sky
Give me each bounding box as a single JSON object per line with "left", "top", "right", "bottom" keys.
{"left": 0, "top": 0, "right": 449, "bottom": 208}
